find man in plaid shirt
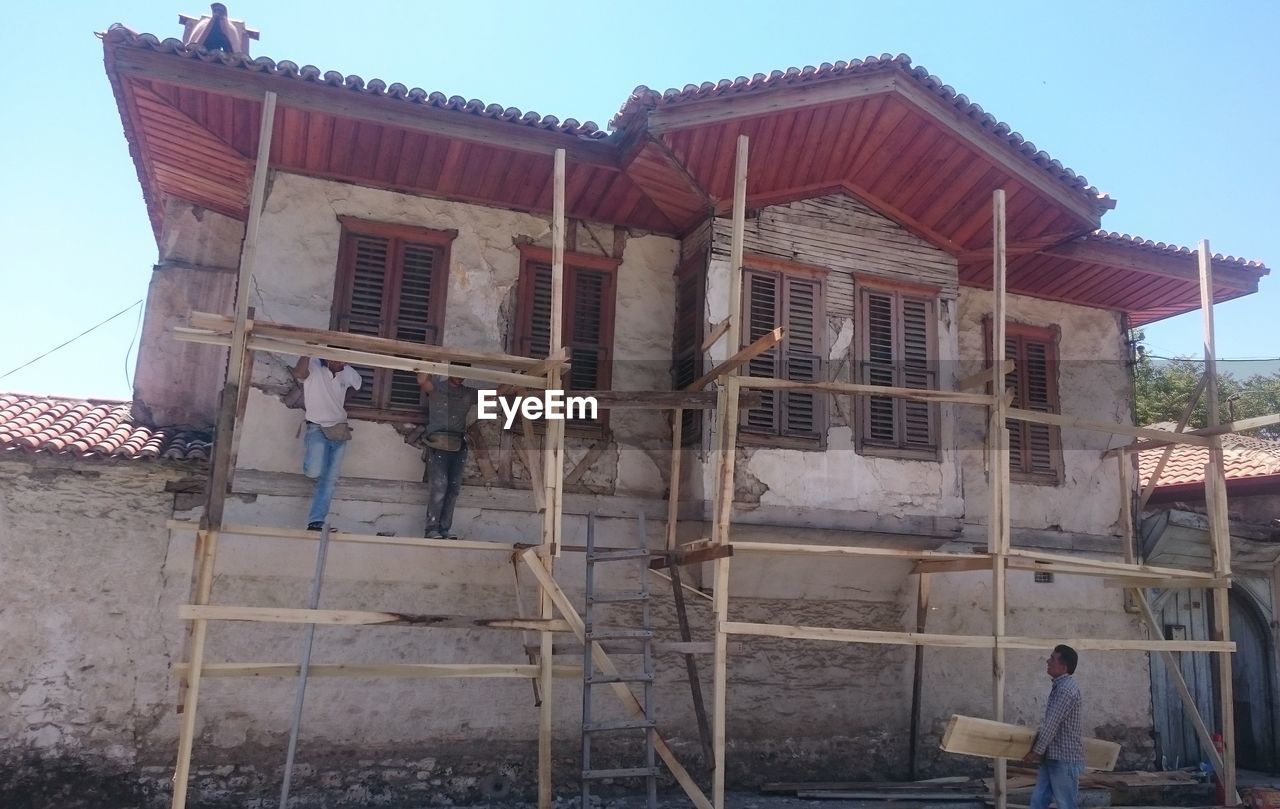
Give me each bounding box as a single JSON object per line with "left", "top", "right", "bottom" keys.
{"left": 1023, "top": 645, "right": 1085, "bottom": 809}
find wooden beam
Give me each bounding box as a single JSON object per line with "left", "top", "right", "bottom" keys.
{"left": 1101, "top": 576, "right": 1231, "bottom": 589}
{"left": 940, "top": 715, "right": 1120, "bottom": 772}
{"left": 1006, "top": 408, "right": 1215, "bottom": 446}
{"left": 956, "top": 360, "right": 1013, "bottom": 392}
{"left": 189, "top": 312, "right": 544, "bottom": 370}
{"left": 989, "top": 189, "right": 1011, "bottom": 809}
{"left": 178, "top": 663, "right": 581, "bottom": 679}
{"left": 175, "top": 328, "right": 547, "bottom": 390}
{"left": 721, "top": 620, "right": 1234, "bottom": 653}
{"left": 1004, "top": 549, "right": 1218, "bottom": 580}
{"left": 518, "top": 549, "right": 713, "bottom": 809}
{"left": 180, "top": 605, "right": 572, "bottom": 631}
{"left": 908, "top": 572, "right": 930, "bottom": 780}
{"left": 649, "top": 544, "right": 734, "bottom": 570}
{"left": 913, "top": 558, "right": 994, "bottom": 574}
{"left": 576, "top": 389, "right": 754, "bottom": 410}
{"left": 110, "top": 44, "right": 621, "bottom": 169}
{"left": 741, "top": 375, "right": 995, "bottom": 406}
{"left": 687, "top": 326, "right": 783, "bottom": 391}
{"left": 732, "top": 541, "right": 988, "bottom": 562}
{"left": 167, "top": 520, "right": 522, "bottom": 552}
{"left": 701, "top": 318, "right": 730, "bottom": 353}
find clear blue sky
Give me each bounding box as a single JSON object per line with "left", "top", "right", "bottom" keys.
{"left": 2, "top": 0, "right": 1276, "bottom": 400}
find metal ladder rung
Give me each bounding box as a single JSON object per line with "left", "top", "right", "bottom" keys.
{"left": 588, "top": 549, "right": 651, "bottom": 562}
{"left": 587, "top": 591, "right": 648, "bottom": 604}
{"left": 585, "top": 628, "right": 654, "bottom": 641}
{"left": 583, "top": 718, "right": 657, "bottom": 732}
{"left": 587, "top": 672, "right": 653, "bottom": 684}
{"left": 582, "top": 766, "right": 662, "bottom": 780}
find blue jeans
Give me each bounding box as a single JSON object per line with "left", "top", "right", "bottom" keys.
{"left": 303, "top": 423, "right": 348, "bottom": 526}
{"left": 1030, "top": 759, "right": 1085, "bottom": 809}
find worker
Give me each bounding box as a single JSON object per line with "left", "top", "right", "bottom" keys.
{"left": 1023, "top": 644, "right": 1085, "bottom": 809}
{"left": 417, "top": 368, "right": 482, "bottom": 539}
{"left": 293, "top": 355, "right": 362, "bottom": 530}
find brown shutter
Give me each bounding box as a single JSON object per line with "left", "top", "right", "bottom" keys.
{"left": 781, "top": 275, "right": 822, "bottom": 438}
{"left": 386, "top": 241, "right": 442, "bottom": 411}
{"left": 742, "top": 270, "right": 780, "bottom": 434}
{"left": 672, "top": 261, "right": 705, "bottom": 444}
{"left": 339, "top": 233, "right": 391, "bottom": 408}
{"left": 567, "top": 268, "right": 611, "bottom": 391}
{"left": 517, "top": 262, "right": 554, "bottom": 359}
{"left": 863, "top": 290, "right": 897, "bottom": 444}
{"left": 1004, "top": 335, "right": 1025, "bottom": 469}
{"left": 900, "top": 296, "right": 934, "bottom": 449}
{"left": 999, "top": 326, "right": 1060, "bottom": 481}
{"left": 1023, "top": 340, "right": 1056, "bottom": 474}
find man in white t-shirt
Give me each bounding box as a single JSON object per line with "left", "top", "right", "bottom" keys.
{"left": 292, "top": 355, "right": 362, "bottom": 530}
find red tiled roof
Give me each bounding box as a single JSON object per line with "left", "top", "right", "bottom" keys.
{"left": 1090, "top": 231, "right": 1269, "bottom": 273}
{"left": 1139, "top": 425, "right": 1280, "bottom": 488}
{"left": 612, "top": 53, "right": 1110, "bottom": 211}
{"left": 0, "top": 393, "right": 210, "bottom": 462}
{"left": 101, "top": 25, "right": 608, "bottom": 139}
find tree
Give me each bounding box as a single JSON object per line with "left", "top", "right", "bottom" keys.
{"left": 1133, "top": 330, "right": 1280, "bottom": 439}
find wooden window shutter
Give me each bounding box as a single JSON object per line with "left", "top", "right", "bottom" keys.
{"left": 992, "top": 322, "right": 1061, "bottom": 482}
{"left": 567, "top": 267, "right": 613, "bottom": 392}
{"left": 332, "top": 218, "right": 454, "bottom": 418}
{"left": 858, "top": 285, "right": 937, "bottom": 455}
{"left": 672, "top": 259, "right": 705, "bottom": 444}
{"left": 516, "top": 262, "right": 554, "bottom": 360}
{"left": 742, "top": 269, "right": 780, "bottom": 435}
{"left": 781, "top": 275, "right": 823, "bottom": 439}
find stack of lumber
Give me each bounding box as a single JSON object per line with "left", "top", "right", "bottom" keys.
{"left": 941, "top": 715, "right": 1121, "bottom": 771}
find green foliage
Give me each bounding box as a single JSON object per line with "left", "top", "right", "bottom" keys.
{"left": 1132, "top": 330, "right": 1280, "bottom": 439}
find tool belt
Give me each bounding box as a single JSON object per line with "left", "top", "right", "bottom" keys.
{"left": 318, "top": 422, "right": 353, "bottom": 442}
{"left": 424, "top": 430, "right": 464, "bottom": 453}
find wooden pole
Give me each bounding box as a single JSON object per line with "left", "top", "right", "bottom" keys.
{"left": 989, "top": 189, "right": 1009, "bottom": 809}
{"left": 536, "top": 147, "right": 566, "bottom": 809}
{"left": 909, "top": 572, "right": 931, "bottom": 780}
{"left": 1198, "top": 239, "right": 1238, "bottom": 805}
{"left": 171, "top": 91, "right": 277, "bottom": 809}
{"left": 712, "top": 134, "right": 749, "bottom": 809}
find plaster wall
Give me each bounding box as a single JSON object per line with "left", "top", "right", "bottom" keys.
{"left": 236, "top": 173, "right": 677, "bottom": 498}
{"left": 131, "top": 200, "right": 244, "bottom": 427}
{"left": 956, "top": 288, "right": 1131, "bottom": 539}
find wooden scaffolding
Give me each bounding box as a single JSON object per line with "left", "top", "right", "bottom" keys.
{"left": 166, "top": 97, "right": 1257, "bottom": 809}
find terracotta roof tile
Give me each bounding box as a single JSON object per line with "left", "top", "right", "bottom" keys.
{"left": 101, "top": 25, "right": 608, "bottom": 139}
{"left": 0, "top": 393, "right": 210, "bottom": 463}
{"left": 1138, "top": 424, "right": 1280, "bottom": 488}
{"left": 612, "top": 54, "right": 1110, "bottom": 211}
{"left": 1090, "top": 231, "right": 1269, "bottom": 273}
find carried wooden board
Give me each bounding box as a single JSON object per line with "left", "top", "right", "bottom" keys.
{"left": 941, "top": 715, "right": 1120, "bottom": 771}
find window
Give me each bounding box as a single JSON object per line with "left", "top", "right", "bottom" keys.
{"left": 856, "top": 281, "right": 938, "bottom": 459}
{"left": 512, "top": 245, "right": 619, "bottom": 427}
{"left": 740, "top": 258, "right": 826, "bottom": 446}
{"left": 989, "top": 321, "right": 1062, "bottom": 483}
{"left": 671, "top": 254, "right": 705, "bottom": 445}
{"left": 331, "top": 216, "right": 456, "bottom": 418}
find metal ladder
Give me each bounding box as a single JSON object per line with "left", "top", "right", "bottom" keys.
{"left": 581, "top": 512, "right": 658, "bottom": 808}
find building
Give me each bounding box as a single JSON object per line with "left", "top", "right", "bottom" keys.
{"left": 0, "top": 5, "right": 1270, "bottom": 806}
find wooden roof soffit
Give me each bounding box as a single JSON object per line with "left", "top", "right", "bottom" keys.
{"left": 108, "top": 44, "right": 621, "bottom": 170}
{"left": 622, "top": 136, "right": 713, "bottom": 231}
{"left": 646, "top": 71, "right": 1106, "bottom": 229}
{"left": 1039, "top": 240, "right": 1261, "bottom": 292}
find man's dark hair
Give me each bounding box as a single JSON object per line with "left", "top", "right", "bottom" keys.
{"left": 1054, "top": 644, "right": 1078, "bottom": 674}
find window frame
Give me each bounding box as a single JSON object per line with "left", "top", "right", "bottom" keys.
{"left": 984, "top": 319, "right": 1064, "bottom": 485}
{"left": 853, "top": 276, "right": 941, "bottom": 461}
{"left": 331, "top": 215, "right": 457, "bottom": 422}
{"left": 512, "top": 244, "right": 620, "bottom": 435}
{"left": 737, "top": 253, "right": 829, "bottom": 450}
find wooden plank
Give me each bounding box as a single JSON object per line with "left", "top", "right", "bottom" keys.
{"left": 189, "top": 311, "right": 543, "bottom": 369}
{"left": 670, "top": 562, "right": 714, "bottom": 765}
{"left": 180, "top": 605, "right": 572, "bottom": 631}
{"left": 649, "top": 568, "right": 713, "bottom": 603}
{"left": 701, "top": 318, "right": 730, "bottom": 353}
{"left": 741, "top": 375, "right": 995, "bottom": 406}
{"left": 179, "top": 663, "right": 580, "bottom": 679}
{"left": 909, "top": 572, "right": 931, "bottom": 779}
{"left": 733, "top": 541, "right": 988, "bottom": 562}
{"left": 940, "top": 715, "right": 1120, "bottom": 772}
{"left": 574, "top": 390, "right": 748, "bottom": 411}
{"left": 1004, "top": 549, "right": 1218, "bottom": 580}
{"left": 175, "top": 328, "right": 546, "bottom": 390}
{"left": 1101, "top": 576, "right": 1230, "bottom": 589}
{"left": 166, "top": 520, "right": 522, "bottom": 552}
{"left": 687, "top": 326, "right": 784, "bottom": 391}
{"left": 957, "top": 360, "right": 1014, "bottom": 392}
{"left": 518, "top": 549, "right": 713, "bottom": 809}
{"left": 914, "top": 559, "right": 994, "bottom": 574}
{"left": 1006, "top": 407, "right": 1214, "bottom": 446}
{"left": 649, "top": 544, "right": 734, "bottom": 571}
{"left": 563, "top": 441, "right": 605, "bottom": 487}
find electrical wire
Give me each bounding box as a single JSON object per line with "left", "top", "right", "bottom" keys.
{"left": 123, "top": 298, "right": 145, "bottom": 389}
{"left": 1, "top": 300, "right": 144, "bottom": 381}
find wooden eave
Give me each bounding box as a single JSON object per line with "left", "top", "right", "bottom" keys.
{"left": 102, "top": 36, "right": 683, "bottom": 242}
